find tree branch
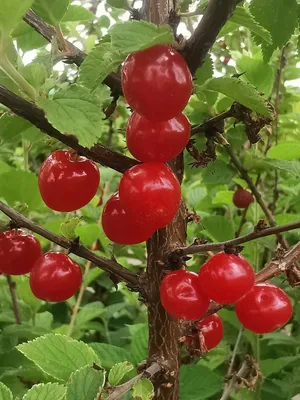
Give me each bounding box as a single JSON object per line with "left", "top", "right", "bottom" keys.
{"left": 177, "top": 220, "right": 300, "bottom": 256}
{"left": 23, "top": 10, "right": 122, "bottom": 94}
{"left": 183, "top": 0, "right": 240, "bottom": 74}
{"left": 0, "top": 85, "right": 138, "bottom": 173}
{"left": 107, "top": 363, "right": 161, "bottom": 400}
{"left": 191, "top": 108, "right": 234, "bottom": 135}
{"left": 6, "top": 275, "right": 22, "bottom": 324}
{"left": 0, "top": 201, "right": 139, "bottom": 288}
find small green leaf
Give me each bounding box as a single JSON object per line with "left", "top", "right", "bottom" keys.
{"left": 212, "top": 191, "right": 234, "bottom": 206}
{"left": 132, "top": 378, "right": 154, "bottom": 400}
{"left": 12, "top": 21, "right": 48, "bottom": 51}
{"left": 16, "top": 277, "right": 42, "bottom": 312}
{"left": 203, "top": 77, "right": 271, "bottom": 116}
{"left": 232, "top": 178, "right": 248, "bottom": 190}
{"left": 201, "top": 215, "right": 235, "bottom": 242}
{"left": 260, "top": 356, "right": 300, "bottom": 378}
{"left": 21, "top": 63, "right": 47, "bottom": 90}
{"left": 75, "top": 223, "right": 102, "bottom": 247}
{"left": 267, "top": 142, "right": 300, "bottom": 160}
{"left": 32, "top": 0, "right": 70, "bottom": 25}
{"left": 61, "top": 217, "right": 82, "bottom": 239}
{"left": 23, "top": 383, "right": 66, "bottom": 400}
{"left": 108, "top": 362, "right": 134, "bottom": 386}
{"left": 0, "top": 113, "right": 31, "bottom": 143}
{"left": 66, "top": 365, "right": 105, "bottom": 400}
{"left": 202, "top": 159, "right": 234, "bottom": 186}
{"left": 76, "top": 302, "right": 106, "bottom": 327}
{"left": 180, "top": 365, "right": 222, "bottom": 400}
{"left": 0, "top": 382, "right": 13, "bottom": 400}
{"left": 37, "top": 84, "right": 104, "bottom": 148}
{"left": 107, "top": 0, "right": 129, "bottom": 9}
{"left": 130, "top": 324, "right": 148, "bottom": 365}
{"left": 90, "top": 343, "right": 133, "bottom": 370}
{"left": 0, "top": 0, "right": 33, "bottom": 33}
{"left": 17, "top": 334, "right": 100, "bottom": 381}
{"left": 79, "top": 43, "right": 124, "bottom": 91}
{"left": 195, "top": 56, "right": 213, "bottom": 87}
{"left": 62, "top": 5, "right": 93, "bottom": 21}
{"left": 265, "top": 159, "right": 300, "bottom": 176}
{"left": 110, "top": 21, "right": 173, "bottom": 54}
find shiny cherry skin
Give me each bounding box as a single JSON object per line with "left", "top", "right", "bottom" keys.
{"left": 0, "top": 230, "right": 42, "bottom": 275}
{"left": 122, "top": 45, "right": 192, "bottom": 121}
{"left": 160, "top": 270, "right": 210, "bottom": 320}
{"left": 30, "top": 252, "right": 82, "bottom": 302}
{"left": 198, "top": 314, "right": 224, "bottom": 351}
{"left": 102, "top": 192, "right": 154, "bottom": 244}
{"left": 126, "top": 112, "right": 190, "bottom": 162}
{"left": 198, "top": 252, "right": 255, "bottom": 305}
{"left": 235, "top": 283, "right": 293, "bottom": 334}
{"left": 233, "top": 189, "right": 253, "bottom": 209}
{"left": 119, "top": 162, "right": 181, "bottom": 230}
{"left": 38, "top": 150, "right": 100, "bottom": 212}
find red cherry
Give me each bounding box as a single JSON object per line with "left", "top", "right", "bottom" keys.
{"left": 122, "top": 45, "right": 192, "bottom": 121}
{"left": 235, "top": 283, "right": 293, "bottom": 334}
{"left": 0, "top": 230, "right": 42, "bottom": 275}
{"left": 102, "top": 193, "right": 154, "bottom": 244}
{"left": 160, "top": 270, "right": 210, "bottom": 320}
{"left": 126, "top": 112, "right": 190, "bottom": 162}
{"left": 38, "top": 150, "right": 100, "bottom": 212}
{"left": 198, "top": 252, "right": 255, "bottom": 305}
{"left": 30, "top": 252, "right": 82, "bottom": 302}
{"left": 119, "top": 162, "right": 181, "bottom": 230}
{"left": 197, "top": 314, "right": 224, "bottom": 351}
{"left": 233, "top": 189, "right": 253, "bottom": 209}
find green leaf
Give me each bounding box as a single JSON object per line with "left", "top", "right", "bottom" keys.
{"left": 236, "top": 55, "right": 274, "bottom": 98}
{"left": 108, "top": 362, "right": 134, "bottom": 386}
{"left": 90, "top": 343, "right": 133, "bottom": 370}
{"left": 23, "top": 383, "right": 66, "bottom": 400}
{"left": 260, "top": 356, "right": 300, "bottom": 378}
{"left": 37, "top": 84, "right": 104, "bottom": 148}
{"left": 75, "top": 223, "right": 102, "bottom": 247}
{"left": 17, "top": 334, "right": 100, "bottom": 382}
{"left": 0, "top": 382, "right": 13, "bottom": 400}
{"left": 107, "top": 0, "right": 129, "bottom": 9}
{"left": 188, "top": 183, "right": 207, "bottom": 208}
{"left": 201, "top": 215, "right": 235, "bottom": 242}
{"left": 228, "top": 6, "right": 272, "bottom": 44}
{"left": 0, "top": 113, "right": 31, "bottom": 143}
{"left": 32, "top": 0, "right": 70, "bottom": 25}
{"left": 60, "top": 217, "right": 82, "bottom": 239}
{"left": 180, "top": 365, "right": 222, "bottom": 399}
{"left": 66, "top": 365, "right": 105, "bottom": 400}
{"left": 76, "top": 302, "right": 106, "bottom": 327}
{"left": 232, "top": 178, "right": 248, "bottom": 190}
{"left": 21, "top": 63, "right": 47, "bottom": 90}
{"left": 132, "top": 378, "right": 154, "bottom": 400}
{"left": 204, "top": 77, "right": 271, "bottom": 116}
{"left": 62, "top": 5, "right": 93, "bottom": 21}
{"left": 250, "top": 0, "right": 298, "bottom": 61}
{"left": 202, "top": 159, "right": 234, "bottom": 186}
{"left": 212, "top": 190, "right": 234, "bottom": 206}
{"left": 0, "top": 0, "right": 33, "bottom": 33}
{"left": 79, "top": 43, "right": 124, "bottom": 91}
{"left": 265, "top": 159, "right": 300, "bottom": 176}
{"left": 267, "top": 142, "right": 300, "bottom": 160}
{"left": 110, "top": 21, "right": 173, "bottom": 54}
{"left": 130, "top": 324, "right": 148, "bottom": 364}
{"left": 195, "top": 56, "right": 213, "bottom": 87}
{"left": 16, "top": 278, "right": 42, "bottom": 312}
{"left": 0, "top": 170, "right": 43, "bottom": 211}
{"left": 12, "top": 21, "right": 48, "bottom": 51}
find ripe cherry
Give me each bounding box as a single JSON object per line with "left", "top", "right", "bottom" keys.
{"left": 198, "top": 314, "right": 224, "bottom": 351}
{"left": 126, "top": 112, "right": 190, "bottom": 162}
{"left": 30, "top": 252, "right": 82, "bottom": 302}
{"left": 235, "top": 283, "right": 293, "bottom": 334}
{"left": 198, "top": 252, "right": 255, "bottom": 305}
{"left": 102, "top": 192, "right": 154, "bottom": 244}
{"left": 160, "top": 270, "right": 210, "bottom": 320}
{"left": 38, "top": 150, "right": 100, "bottom": 212}
{"left": 233, "top": 189, "right": 253, "bottom": 209}
{"left": 0, "top": 230, "right": 42, "bottom": 275}
{"left": 122, "top": 45, "right": 192, "bottom": 121}
{"left": 119, "top": 162, "right": 181, "bottom": 230}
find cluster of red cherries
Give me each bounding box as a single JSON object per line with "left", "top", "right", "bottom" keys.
{"left": 102, "top": 44, "right": 193, "bottom": 244}
{"left": 160, "top": 252, "right": 293, "bottom": 352}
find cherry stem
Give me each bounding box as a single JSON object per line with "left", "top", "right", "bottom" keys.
{"left": 6, "top": 275, "right": 22, "bottom": 325}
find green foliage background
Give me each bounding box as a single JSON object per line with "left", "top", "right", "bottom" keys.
{"left": 0, "top": 0, "right": 300, "bottom": 399}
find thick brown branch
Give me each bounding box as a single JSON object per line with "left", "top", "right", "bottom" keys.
{"left": 6, "top": 275, "right": 22, "bottom": 324}
{"left": 23, "top": 10, "right": 122, "bottom": 94}
{"left": 183, "top": 0, "right": 240, "bottom": 74}
{"left": 0, "top": 85, "right": 138, "bottom": 173}
{"left": 0, "top": 201, "right": 138, "bottom": 288}
{"left": 178, "top": 220, "right": 300, "bottom": 256}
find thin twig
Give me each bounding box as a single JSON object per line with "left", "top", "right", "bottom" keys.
{"left": 178, "top": 220, "right": 300, "bottom": 256}
{"left": 107, "top": 362, "right": 161, "bottom": 400}
{"left": 0, "top": 85, "right": 138, "bottom": 174}
{"left": 0, "top": 201, "right": 139, "bottom": 288}
{"left": 191, "top": 109, "right": 234, "bottom": 135}
{"left": 6, "top": 275, "right": 22, "bottom": 324}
